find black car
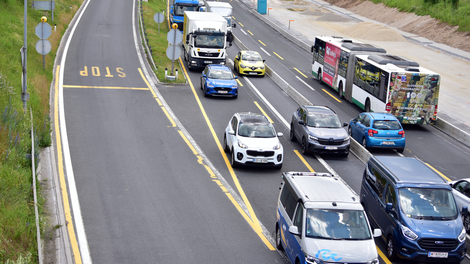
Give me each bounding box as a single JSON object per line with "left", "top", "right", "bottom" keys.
{"left": 290, "top": 105, "right": 350, "bottom": 157}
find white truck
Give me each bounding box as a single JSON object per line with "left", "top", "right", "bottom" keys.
{"left": 183, "top": 11, "right": 233, "bottom": 69}
{"left": 201, "top": 1, "right": 236, "bottom": 32}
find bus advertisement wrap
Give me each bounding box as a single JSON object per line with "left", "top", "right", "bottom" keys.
{"left": 323, "top": 43, "right": 341, "bottom": 87}
{"left": 388, "top": 73, "right": 440, "bottom": 125}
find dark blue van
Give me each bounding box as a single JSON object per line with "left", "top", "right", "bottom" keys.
{"left": 360, "top": 156, "right": 467, "bottom": 262}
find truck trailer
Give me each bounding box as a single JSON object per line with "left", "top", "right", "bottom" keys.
{"left": 201, "top": 1, "right": 236, "bottom": 32}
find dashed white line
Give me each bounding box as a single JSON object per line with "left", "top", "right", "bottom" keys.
{"left": 260, "top": 47, "right": 271, "bottom": 56}
{"left": 295, "top": 76, "right": 315, "bottom": 91}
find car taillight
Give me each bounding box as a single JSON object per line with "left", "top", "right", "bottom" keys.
{"left": 399, "top": 130, "right": 405, "bottom": 138}
{"left": 434, "top": 105, "right": 438, "bottom": 116}
{"left": 368, "top": 129, "right": 378, "bottom": 137}
{"left": 386, "top": 102, "right": 391, "bottom": 112}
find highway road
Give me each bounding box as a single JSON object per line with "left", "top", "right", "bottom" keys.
{"left": 52, "top": 0, "right": 470, "bottom": 262}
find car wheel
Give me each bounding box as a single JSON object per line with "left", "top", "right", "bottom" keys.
{"left": 200, "top": 79, "right": 203, "bottom": 90}
{"left": 274, "top": 163, "right": 283, "bottom": 170}
{"left": 338, "top": 83, "right": 343, "bottom": 99}
{"left": 276, "top": 225, "right": 283, "bottom": 250}
{"left": 231, "top": 150, "right": 238, "bottom": 168}
{"left": 290, "top": 124, "right": 296, "bottom": 142}
{"left": 223, "top": 134, "right": 230, "bottom": 153}
{"left": 387, "top": 236, "right": 397, "bottom": 260}
{"left": 341, "top": 147, "right": 349, "bottom": 157}
{"left": 301, "top": 138, "right": 309, "bottom": 155}
{"left": 397, "top": 147, "right": 404, "bottom": 153}
{"left": 362, "top": 137, "right": 368, "bottom": 149}
{"left": 464, "top": 215, "right": 470, "bottom": 233}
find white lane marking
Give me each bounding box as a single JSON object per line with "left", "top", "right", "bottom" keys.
{"left": 296, "top": 76, "right": 314, "bottom": 91}
{"left": 239, "top": 29, "right": 247, "bottom": 35}
{"left": 58, "top": 0, "right": 93, "bottom": 263}
{"left": 260, "top": 47, "right": 271, "bottom": 56}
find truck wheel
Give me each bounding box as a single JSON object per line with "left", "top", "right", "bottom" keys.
{"left": 338, "top": 83, "right": 343, "bottom": 99}
{"left": 365, "top": 99, "right": 371, "bottom": 112}
{"left": 317, "top": 69, "right": 322, "bottom": 83}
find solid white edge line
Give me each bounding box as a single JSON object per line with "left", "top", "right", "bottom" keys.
{"left": 295, "top": 76, "right": 314, "bottom": 91}
{"left": 58, "top": 0, "right": 93, "bottom": 263}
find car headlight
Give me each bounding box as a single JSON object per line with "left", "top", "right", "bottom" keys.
{"left": 273, "top": 142, "right": 282, "bottom": 150}
{"left": 206, "top": 82, "right": 215, "bottom": 88}
{"left": 401, "top": 225, "right": 418, "bottom": 240}
{"left": 305, "top": 254, "right": 323, "bottom": 264}
{"left": 260, "top": 65, "right": 265, "bottom": 69}
{"left": 231, "top": 83, "right": 238, "bottom": 88}
{"left": 238, "top": 139, "right": 248, "bottom": 149}
{"left": 240, "top": 63, "right": 246, "bottom": 68}
{"left": 458, "top": 227, "right": 466, "bottom": 242}
{"left": 367, "top": 258, "right": 379, "bottom": 264}
{"left": 344, "top": 136, "right": 350, "bottom": 143}
{"left": 308, "top": 134, "right": 318, "bottom": 142}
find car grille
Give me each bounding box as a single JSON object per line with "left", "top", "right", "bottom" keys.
{"left": 318, "top": 138, "right": 346, "bottom": 145}
{"left": 247, "top": 150, "right": 274, "bottom": 157}
{"left": 214, "top": 87, "right": 233, "bottom": 92}
{"left": 198, "top": 52, "right": 220, "bottom": 57}
{"left": 418, "top": 238, "right": 459, "bottom": 251}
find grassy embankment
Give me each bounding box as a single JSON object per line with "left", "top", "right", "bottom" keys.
{"left": 372, "top": 0, "right": 470, "bottom": 32}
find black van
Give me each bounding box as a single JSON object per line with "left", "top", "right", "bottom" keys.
{"left": 360, "top": 156, "right": 467, "bottom": 262}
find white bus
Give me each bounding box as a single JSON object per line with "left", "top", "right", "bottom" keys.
{"left": 312, "top": 36, "right": 440, "bottom": 125}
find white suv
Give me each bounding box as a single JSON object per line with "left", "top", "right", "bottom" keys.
{"left": 276, "top": 172, "right": 381, "bottom": 264}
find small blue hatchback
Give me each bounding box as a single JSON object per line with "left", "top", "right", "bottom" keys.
{"left": 200, "top": 64, "right": 238, "bottom": 98}
{"left": 348, "top": 112, "right": 405, "bottom": 153}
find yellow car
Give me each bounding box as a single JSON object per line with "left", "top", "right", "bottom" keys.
{"left": 234, "top": 50, "right": 266, "bottom": 77}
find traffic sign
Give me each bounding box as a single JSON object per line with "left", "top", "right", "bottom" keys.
{"left": 35, "top": 39, "right": 52, "bottom": 55}
{"left": 35, "top": 22, "right": 52, "bottom": 39}
{"left": 167, "top": 29, "right": 183, "bottom": 45}
{"left": 166, "top": 45, "right": 181, "bottom": 60}
{"left": 154, "top": 12, "right": 164, "bottom": 23}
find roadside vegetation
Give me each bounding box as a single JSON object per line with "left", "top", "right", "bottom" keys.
{"left": 371, "top": 0, "right": 470, "bottom": 32}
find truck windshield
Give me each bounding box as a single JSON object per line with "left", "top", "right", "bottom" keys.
{"left": 174, "top": 5, "right": 197, "bottom": 16}
{"left": 305, "top": 209, "right": 371, "bottom": 240}
{"left": 399, "top": 188, "right": 458, "bottom": 220}
{"left": 194, "top": 34, "right": 224, "bottom": 49}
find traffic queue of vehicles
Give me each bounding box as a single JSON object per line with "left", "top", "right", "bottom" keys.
{"left": 178, "top": 5, "right": 465, "bottom": 261}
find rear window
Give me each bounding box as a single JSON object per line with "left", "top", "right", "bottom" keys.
{"left": 372, "top": 120, "right": 401, "bottom": 130}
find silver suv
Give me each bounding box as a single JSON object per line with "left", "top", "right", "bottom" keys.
{"left": 290, "top": 105, "right": 350, "bottom": 157}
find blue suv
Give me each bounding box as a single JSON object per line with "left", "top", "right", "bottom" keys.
{"left": 200, "top": 64, "right": 238, "bottom": 98}
{"left": 360, "top": 156, "right": 467, "bottom": 262}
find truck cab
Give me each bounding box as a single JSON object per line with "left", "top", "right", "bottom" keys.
{"left": 170, "top": 0, "right": 204, "bottom": 31}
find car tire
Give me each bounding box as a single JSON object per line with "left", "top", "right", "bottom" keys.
{"left": 290, "top": 124, "right": 296, "bottom": 142}
{"left": 231, "top": 150, "right": 238, "bottom": 168}
{"left": 275, "top": 225, "right": 283, "bottom": 250}
{"left": 223, "top": 134, "right": 230, "bottom": 153}
{"left": 362, "top": 137, "right": 368, "bottom": 149}
{"left": 341, "top": 147, "right": 349, "bottom": 157}
{"left": 274, "top": 163, "right": 283, "bottom": 170}
{"left": 397, "top": 147, "right": 404, "bottom": 153}
{"left": 387, "top": 236, "right": 397, "bottom": 261}
{"left": 200, "top": 79, "right": 203, "bottom": 90}
{"left": 301, "top": 138, "right": 309, "bottom": 155}
{"left": 464, "top": 215, "right": 470, "bottom": 233}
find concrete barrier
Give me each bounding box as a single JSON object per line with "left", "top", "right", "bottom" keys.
{"left": 435, "top": 118, "right": 470, "bottom": 148}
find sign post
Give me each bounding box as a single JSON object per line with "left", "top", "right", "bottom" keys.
{"left": 35, "top": 17, "right": 52, "bottom": 69}
{"left": 166, "top": 24, "right": 183, "bottom": 80}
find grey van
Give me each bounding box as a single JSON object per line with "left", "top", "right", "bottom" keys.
{"left": 360, "top": 156, "right": 467, "bottom": 262}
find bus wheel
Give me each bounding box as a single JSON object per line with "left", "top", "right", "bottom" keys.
{"left": 365, "top": 99, "right": 371, "bottom": 112}
{"left": 338, "top": 83, "right": 343, "bottom": 99}
{"left": 317, "top": 69, "right": 322, "bottom": 83}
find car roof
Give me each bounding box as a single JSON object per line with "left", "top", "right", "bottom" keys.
{"left": 236, "top": 112, "right": 269, "bottom": 123}
{"left": 241, "top": 50, "right": 261, "bottom": 55}
{"left": 304, "top": 105, "right": 336, "bottom": 115}
{"left": 207, "top": 64, "right": 231, "bottom": 71}
{"left": 367, "top": 112, "right": 399, "bottom": 120}
{"left": 371, "top": 156, "right": 448, "bottom": 186}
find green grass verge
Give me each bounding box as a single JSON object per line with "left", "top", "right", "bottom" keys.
{"left": 371, "top": 0, "right": 470, "bottom": 32}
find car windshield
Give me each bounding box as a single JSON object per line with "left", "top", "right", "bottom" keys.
{"left": 242, "top": 53, "right": 262, "bottom": 61}
{"left": 372, "top": 120, "right": 402, "bottom": 130}
{"left": 208, "top": 69, "right": 233, "bottom": 80}
{"left": 306, "top": 209, "right": 371, "bottom": 240}
{"left": 307, "top": 114, "right": 342, "bottom": 128}
{"left": 238, "top": 123, "right": 276, "bottom": 138}
{"left": 399, "top": 188, "right": 458, "bottom": 220}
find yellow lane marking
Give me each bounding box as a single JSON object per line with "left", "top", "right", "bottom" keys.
{"left": 178, "top": 62, "right": 274, "bottom": 250}
{"left": 293, "top": 150, "right": 315, "bottom": 172}
{"left": 293, "top": 67, "right": 308, "bottom": 78}
{"left": 258, "top": 40, "right": 266, "bottom": 46}
{"left": 236, "top": 79, "right": 243, "bottom": 86}
{"left": 377, "top": 246, "right": 392, "bottom": 264}
{"left": 238, "top": 22, "right": 244, "bottom": 27}
{"left": 178, "top": 130, "right": 198, "bottom": 155}
{"left": 254, "top": 101, "right": 273, "bottom": 123}
{"left": 322, "top": 89, "right": 342, "bottom": 103}
{"left": 63, "top": 85, "right": 148, "bottom": 90}
{"left": 247, "top": 30, "right": 254, "bottom": 36}
{"left": 273, "top": 52, "right": 284, "bottom": 60}
{"left": 55, "top": 66, "right": 83, "bottom": 264}
{"left": 426, "top": 163, "right": 452, "bottom": 181}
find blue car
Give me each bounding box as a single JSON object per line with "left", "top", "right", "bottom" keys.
{"left": 200, "top": 64, "right": 238, "bottom": 98}
{"left": 348, "top": 112, "right": 405, "bottom": 153}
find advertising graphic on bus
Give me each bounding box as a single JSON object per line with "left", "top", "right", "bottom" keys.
{"left": 311, "top": 36, "right": 440, "bottom": 125}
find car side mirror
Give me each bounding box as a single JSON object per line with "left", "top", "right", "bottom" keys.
{"left": 232, "top": 23, "right": 236, "bottom": 28}
{"left": 234, "top": 76, "right": 238, "bottom": 79}
{"left": 228, "top": 130, "right": 235, "bottom": 135}
{"left": 263, "top": 60, "right": 266, "bottom": 63}
{"left": 202, "top": 73, "right": 206, "bottom": 77}
{"left": 385, "top": 203, "right": 396, "bottom": 216}
{"left": 373, "top": 228, "right": 382, "bottom": 238}
{"left": 462, "top": 206, "right": 468, "bottom": 216}
{"left": 289, "top": 225, "right": 300, "bottom": 236}
{"left": 343, "top": 122, "right": 348, "bottom": 127}
{"left": 235, "top": 55, "right": 238, "bottom": 60}
{"left": 298, "top": 120, "right": 305, "bottom": 126}
{"left": 277, "top": 132, "right": 283, "bottom": 137}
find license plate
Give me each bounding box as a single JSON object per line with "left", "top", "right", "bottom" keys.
{"left": 325, "top": 146, "right": 338, "bottom": 150}
{"left": 249, "top": 72, "right": 257, "bottom": 75}
{"left": 428, "top": 252, "right": 448, "bottom": 258}
{"left": 254, "top": 158, "right": 268, "bottom": 163}
{"left": 204, "top": 61, "right": 212, "bottom": 64}
{"left": 382, "top": 141, "right": 395, "bottom": 145}
{"left": 218, "top": 91, "right": 228, "bottom": 94}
